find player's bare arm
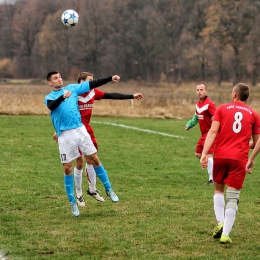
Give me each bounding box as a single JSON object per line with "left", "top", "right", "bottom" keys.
{"left": 53, "top": 132, "right": 58, "bottom": 142}
{"left": 246, "top": 134, "right": 260, "bottom": 173}
{"left": 246, "top": 160, "right": 254, "bottom": 174}
{"left": 249, "top": 134, "right": 260, "bottom": 149}
{"left": 200, "top": 121, "right": 219, "bottom": 169}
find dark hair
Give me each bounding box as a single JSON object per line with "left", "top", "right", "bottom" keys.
{"left": 77, "top": 72, "right": 94, "bottom": 83}
{"left": 234, "top": 83, "right": 250, "bottom": 101}
{"left": 47, "top": 71, "right": 59, "bottom": 81}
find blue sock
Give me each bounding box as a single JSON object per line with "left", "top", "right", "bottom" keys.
{"left": 64, "top": 174, "right": 76, "bottom": 203}
{"left": 94, "top": 165, "right": 111, "bottom": 191}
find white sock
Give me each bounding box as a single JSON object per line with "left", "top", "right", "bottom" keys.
{"left": 86, "top": 163, "right": 96, "bottom": 191}
{"left": 223, "top": 208, "right": 236, "bottom": 236}
{"left": 207, "top": 157, "right": 213, "bottom": 181}
{"left": 213, "top": 193, "right": 225, "bottom": 224}
{"left": 74, "top": 167, "right": 83, "bottom": 197}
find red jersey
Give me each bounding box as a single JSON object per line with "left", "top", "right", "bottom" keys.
{"left": 213, "top": 102, "right": 260, "bottom": 162}
{"left": 78, "top": 89, "right": 105, "bottom": 126}
{"left": 195, "top": 97, "right": 216, "bottom": 135}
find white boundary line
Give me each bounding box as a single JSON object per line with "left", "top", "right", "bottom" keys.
{"left": 91, "top": 121, "right": 186, "bottom": 139}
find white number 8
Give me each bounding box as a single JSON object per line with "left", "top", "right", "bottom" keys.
{"left": 232, "top": 112, "right": 243, "bottom": 133}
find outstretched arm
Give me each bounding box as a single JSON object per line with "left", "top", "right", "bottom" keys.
{"left": 89, "top": 75, "right": 120, "bottom": 89}
{"left": 102, "top": 92, "right": 143, "bottom": 100}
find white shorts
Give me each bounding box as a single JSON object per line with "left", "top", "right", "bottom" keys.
{"left": 58, "top": 126, "right": 97, "bottom": 163}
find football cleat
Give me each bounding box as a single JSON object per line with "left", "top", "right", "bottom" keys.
{"left": 213, "top": 222, "right": 224, "bottom": 239}
{"left": 106, "top": 188, "right": 119, "bottom": 202}
{"left": 205, "top": 180, "right": 214, "bottom": 185}
{"left": 87, "top": 188, "right": 105, "bottom": 202}
{"left": 220, "top": 234, "right": 232, "bottom": 244}
{"left": 76, "top": 195, "right": 86, "bottom": 207}
{"left": 70, "top": 202, "right": 80, "bottom": 217}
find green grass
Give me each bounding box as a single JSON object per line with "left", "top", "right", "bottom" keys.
{"left": 1, "top": 115, "right": 260, "bottom": 259}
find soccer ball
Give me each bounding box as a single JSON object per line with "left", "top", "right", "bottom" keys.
{"left": 61, "top": 9, "right": 79, "bottom": 27}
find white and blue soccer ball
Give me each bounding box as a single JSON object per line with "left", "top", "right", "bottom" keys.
{"left": 61, "top": 9, "right": 79, "bottom": 27}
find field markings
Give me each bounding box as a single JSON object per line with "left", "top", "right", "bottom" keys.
{"left": 91, "top": 121, "right": 186, "bottom": 139}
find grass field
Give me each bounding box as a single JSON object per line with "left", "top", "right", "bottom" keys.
{"left": 1, "top": 115, "right": 260, "bottom": 260}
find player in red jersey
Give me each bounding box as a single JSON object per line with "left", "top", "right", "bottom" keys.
{"left": 185, "top": 83, "right": 216, "bottom": 184}
{"left": 200, "top": 83, "right": 260, "bottom": 244}
{"left": 74, "top": 72, "right": 143, "bottom": 204}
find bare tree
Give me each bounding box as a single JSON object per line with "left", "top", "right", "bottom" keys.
{"left": 201, "top": 0, "right": 258, "bottom": 85}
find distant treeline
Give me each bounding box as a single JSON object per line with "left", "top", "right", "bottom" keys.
{"left": 0, "top": 0, "right": 260, "bottom": 85}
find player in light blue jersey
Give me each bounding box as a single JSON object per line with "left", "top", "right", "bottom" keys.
{"left": 44, "top": 71, "right": 120, "bottom": 217}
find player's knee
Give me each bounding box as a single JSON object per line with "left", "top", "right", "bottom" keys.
{"left": 76, "top": 162, "right": 83, "bottom": 170}
{"left": 226, "top": 189, "right": 240, "bottom": 212}
{"left": 86, "top": 153, "right": 100, "bottom": 167}
{"left": 195, "top": 153, "right": 201, "bottom": 159}
{"left": 76, "top": 156, "right": 84, "bottom": 170}
{"left": 63, "top": 162, "right": 73, "bottom": 175}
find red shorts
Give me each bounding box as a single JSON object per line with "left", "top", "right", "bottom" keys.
{"left": 196, "top": 132, "right": 215, "bottom": 154}
{"left": 85, "top": 124, "right": 98, "bottom": 150}
{"left": 213, "top": 158, "right": 246, "bottom": 189}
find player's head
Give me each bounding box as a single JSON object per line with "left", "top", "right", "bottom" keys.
{"left": 77, "top": 72, "right": 94, "bottom": 83}
{"left": 196, "top": 82, "right": 207, "bottom": 100}
{"left": 232, "top": 83, "right": 250, "bottom": 102}
{"left": 47, "top": 71, "right": 63, "bottom": 89}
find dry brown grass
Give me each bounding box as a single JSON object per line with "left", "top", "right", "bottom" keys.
{"left": 1, "top": 80, "right": 260, "bottom": 118}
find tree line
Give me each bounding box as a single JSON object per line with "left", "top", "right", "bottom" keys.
{"left": 0, "top": 0, "right": 260, "bottom": 85}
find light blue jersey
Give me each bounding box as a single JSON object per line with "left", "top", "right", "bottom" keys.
{"left": 44, "top": 81, "right": 90, "bottom": 136}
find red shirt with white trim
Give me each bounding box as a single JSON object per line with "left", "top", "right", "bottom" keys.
{"left": 213, "top": 102, "right": 260, "bottom": 162}
{"left": 78, "top": 89, "right": 105, "bottom": 126}
{"left": 195, "top": 96, "right": 216, "bottom": 135}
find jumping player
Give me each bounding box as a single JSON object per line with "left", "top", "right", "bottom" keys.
{"left": 45, "top": 71, "right": 120, "bottom": 217}
{"left": 74, "top": 72, "right": 143, "bottom": 204}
